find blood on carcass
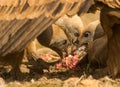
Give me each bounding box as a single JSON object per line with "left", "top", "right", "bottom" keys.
{"left": 56, "top": 46, "right": 87, "bottom": 70}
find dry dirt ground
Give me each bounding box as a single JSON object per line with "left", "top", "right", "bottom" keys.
{"left": 0, "top": 13, "right": 120, "bottom": 87}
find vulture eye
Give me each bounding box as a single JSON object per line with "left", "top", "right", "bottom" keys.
{"left": 62, "top": 40, "right": 67, "bottom": 45}
{"left": 84, "top": 31, "right": 91, "bottom": 37}
{"left": 74, "top": 32, "right": 79, "bottom": 37}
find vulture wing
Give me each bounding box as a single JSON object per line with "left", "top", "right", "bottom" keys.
{"left": 0, "top": 0, "right": 93, "bottom": 56}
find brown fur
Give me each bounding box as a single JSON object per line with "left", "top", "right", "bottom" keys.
{"left": 100, "top": 6, "right": 120, "bottom": 77}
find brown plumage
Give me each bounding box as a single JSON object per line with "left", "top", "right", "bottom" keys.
{"left": 0, "top": 0, "right": 93, "bottom": 56}
{"left": 100, "top": 6, "right": 120, "bottom": 77}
